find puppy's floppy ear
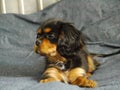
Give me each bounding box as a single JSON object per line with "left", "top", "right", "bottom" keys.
{"left": 57, "top": 22, "right": 85, "bottom": 56}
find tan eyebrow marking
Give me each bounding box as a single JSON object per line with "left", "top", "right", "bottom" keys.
{"left": 44, "top": 28, "right": 52, "bottom": 33}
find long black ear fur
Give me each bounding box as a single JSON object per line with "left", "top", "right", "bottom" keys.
{"left": 57, "top": 22, "right": 85, "bottom": 57}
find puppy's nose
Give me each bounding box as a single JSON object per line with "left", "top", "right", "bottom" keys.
{"left": 36, "top": 41, "right": 41, "bottom": 46}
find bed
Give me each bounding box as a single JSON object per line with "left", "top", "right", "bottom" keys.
{"left": 0, "top": 0, "right": 120, "bottom": 90}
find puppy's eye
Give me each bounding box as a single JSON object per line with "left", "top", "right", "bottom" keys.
{"left": 47, "top": 33, "right": 56, "bottom": 40}
{"left": 36, "top": 34, "right": 41, "bottom": 38}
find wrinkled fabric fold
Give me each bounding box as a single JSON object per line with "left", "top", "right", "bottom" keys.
{"left": 0, "top": 0, "right": 120, "bottom": 90}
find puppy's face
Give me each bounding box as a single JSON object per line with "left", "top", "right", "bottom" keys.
{"left": 34, "top": 20, "right": 61, "bottom": 56}
{"left": 34, "top": 19, "right": 84, "bottom": 57}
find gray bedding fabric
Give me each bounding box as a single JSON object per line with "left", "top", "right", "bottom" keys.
{"left": 0, "top": 0, "right": 120, "bottom": 90}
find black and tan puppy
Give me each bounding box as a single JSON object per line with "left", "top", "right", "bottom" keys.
{"left": 34, "top": 19, "right": 99, "bottom": 88}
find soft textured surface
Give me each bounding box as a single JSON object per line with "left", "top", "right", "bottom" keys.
{"left": 0, "top": 0, "right": 120, "bottom": 90}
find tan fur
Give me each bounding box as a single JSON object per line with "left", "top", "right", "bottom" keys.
{"left": 44, "top": 28, "right": 52, "bottom": 33}
{"left": 67, "top": 68, "right": 86, "bottom": 83}
{"left": 47, "top": 51, "right": 66, "bottom": 63}
{"left": 37, "top": 28, "right": 42, "bottom": 34}
{"left": 40, "top": 67, "right": 68, "bottom": 83}
{"left": 72, "top": 76, "right": 97, "bottom": 88}
{"left": 87, "top": 56, "right": 96, "bottom": 73}
{"left": 40, "top": 67, "right": 97, "bottom": 88}
{"left": 39, "top": 38, "right": 57, "bottom": 55}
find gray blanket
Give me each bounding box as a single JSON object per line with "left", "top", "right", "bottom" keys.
{"left": 0, "top": 0, "right": 120, "bottom": 90}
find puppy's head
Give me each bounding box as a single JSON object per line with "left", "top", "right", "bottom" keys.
{"left": 34, "top": 19, "right": 85, "bottom": 57}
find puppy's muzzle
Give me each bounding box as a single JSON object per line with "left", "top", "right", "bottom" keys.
{"left": 34, "top": 38, "right": 57, "bottom": 56}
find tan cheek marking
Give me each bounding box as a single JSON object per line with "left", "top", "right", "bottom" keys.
{"left": 37, "top": 28, "right": 42, "bottom": 34}
{"left": 40, "top": 38, "right": 57, "bottom": 54}
{"left": 44, "top": 28, "right": 51, "bottom": 33}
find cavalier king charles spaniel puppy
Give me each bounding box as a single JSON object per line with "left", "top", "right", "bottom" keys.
{"left": 34, "top": 19, "right": 100, "bottom": 88}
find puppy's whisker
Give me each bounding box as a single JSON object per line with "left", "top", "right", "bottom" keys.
{"left": 25, "top": 51, "right": 34, "bottom": 59}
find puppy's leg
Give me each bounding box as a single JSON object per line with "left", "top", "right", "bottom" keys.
{"left": 68, "top": 68, "right": 97, "bottom": 88}
{"left": 87, "top": 56, "right": 96, "bottom": 73}
{"left": 40, "top": 67, "right": 67, "bottom": 83}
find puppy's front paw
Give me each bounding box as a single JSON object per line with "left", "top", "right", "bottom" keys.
{"left": 72, "top": 76, "right": 97, "bottom": 88}
{"left": 40, "top": 78, "right": 56, "bottom": 83}
{"left": 85, "top": 79, "right": 97, "bottom": 88}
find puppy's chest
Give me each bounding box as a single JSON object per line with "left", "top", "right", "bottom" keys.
{"left": 47, "top": 54, "right": 82, "bottom": 71}
{"left": 65, "top": 57, "right": 82, "bottom": 70}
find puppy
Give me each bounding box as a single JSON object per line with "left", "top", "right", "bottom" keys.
{"left": 34, "top": 19, "right": 99, "bottom": 88}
